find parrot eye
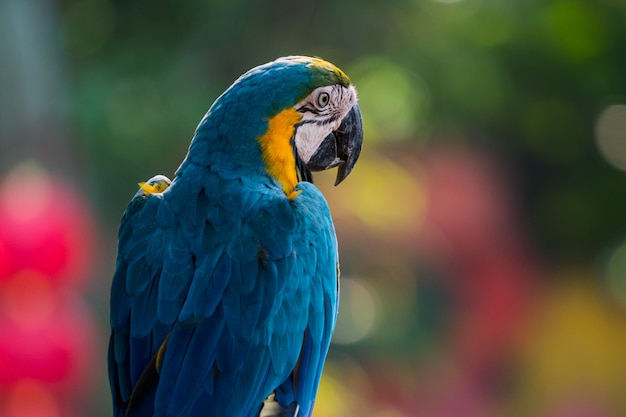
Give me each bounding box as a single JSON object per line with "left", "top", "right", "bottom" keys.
{"left": 316, "top": 92, "right": 330, "bottom": 108}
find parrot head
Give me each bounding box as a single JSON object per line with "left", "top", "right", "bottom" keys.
{"left": 192, "top": 56, "right": 363, "bottom": 199}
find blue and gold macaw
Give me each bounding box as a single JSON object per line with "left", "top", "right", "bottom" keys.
{"left": 108, "top": 56, "right": 363, "bottom": 417}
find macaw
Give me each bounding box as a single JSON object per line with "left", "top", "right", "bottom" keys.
{"left": 108, "top": 56, "right": 363, "bottom": 417}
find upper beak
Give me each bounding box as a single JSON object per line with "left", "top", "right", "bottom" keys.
{"left": 306, "top": 104, "right": 364, "bottom": 185}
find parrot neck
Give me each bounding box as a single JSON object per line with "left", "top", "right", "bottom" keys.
{"left": 256, "top": 108, "right": 303, "bottom": 200}
{"left": 180, "top": 73, "right": 313, "bottom": 200}
{"left": 183, "top": 104, "right": 304, "bottom": 200}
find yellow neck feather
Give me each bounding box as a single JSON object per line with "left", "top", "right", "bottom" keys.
{"left": 257, "top": 108, "right": 303, "bottom": 200}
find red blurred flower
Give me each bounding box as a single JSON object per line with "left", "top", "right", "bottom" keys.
{"left": 0, "top": 165, "right": 95, "bottom": 289}
{"left": 0, "top": 271, "right": 95, "bottom": 392}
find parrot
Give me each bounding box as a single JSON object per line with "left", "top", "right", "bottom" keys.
{"left": 108, "top": 56, "right": 363, "bottom": 417}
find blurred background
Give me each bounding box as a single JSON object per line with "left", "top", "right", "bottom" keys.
{"left": 2, "top": 0, "right": 626, "bottom": 416}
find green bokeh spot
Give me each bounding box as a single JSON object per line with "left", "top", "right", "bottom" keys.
{"left": 349, "top": 57, "right": 431, "bottom": 142}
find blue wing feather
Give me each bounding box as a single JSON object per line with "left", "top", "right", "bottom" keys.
{"left": 109, "top": 169, "right": 339, "bottom": 417}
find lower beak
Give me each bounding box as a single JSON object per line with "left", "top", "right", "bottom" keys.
{"left": 306, "top": 104, "right": 364, "bottom": 185}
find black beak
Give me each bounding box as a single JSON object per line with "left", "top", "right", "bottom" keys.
{"left": 306, "top": 104, "right": 363, "bottom": 185}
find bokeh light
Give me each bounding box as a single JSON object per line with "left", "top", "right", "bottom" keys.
{"left": 350, "top": 57, "right": 430, "bottom": 143}
{"left": 539, "top": 0, "right": 608, "bottom": 62}
{"left": 595, "top": 104, "right": 626, "bottom": 171}
{"left": 0, "top": 163, "right": 95, "bottom": 288}
{"left": 514, "top": 279, "right": 626, "bottom": 417}
{"left": 332, "top": 277, "right": 377, "bottom": 345}
{"left": 0, "top": 163, "right": 98, "bottom": 417}
{"left": 317, "top": 152, "right": 428, "bottom": 243}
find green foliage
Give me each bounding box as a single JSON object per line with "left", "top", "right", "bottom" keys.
{"left": 60, "top": 0, "right": 626, "bottom": 259}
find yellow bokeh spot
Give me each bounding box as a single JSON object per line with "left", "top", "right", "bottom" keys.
{"left": 515, "top": 278, "right": 626, "bottom": 413}
{"left": 314, "top": 359, "right": 374, "bottom": 417}
{"left": 314, "top": 373, "right": 351, "bottom": 417}
{"left": 319, "top": 152, "right": 427, "bottom": 236}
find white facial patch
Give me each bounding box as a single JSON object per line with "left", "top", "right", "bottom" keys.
{"left": 294, "top": 119, "right": 340, "bottom": 163}
{"left": 294, "top": 85, "right": 358, "bottom": 163}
